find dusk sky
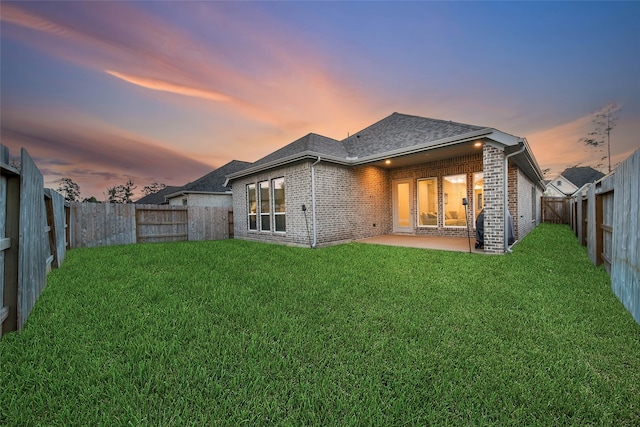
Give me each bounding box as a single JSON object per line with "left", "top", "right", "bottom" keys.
{"left": 2, "top": 1, "right": 639, "bottom": 200}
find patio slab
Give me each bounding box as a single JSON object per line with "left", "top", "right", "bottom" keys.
{"left": 357, "top": 234, "right": 485, "bottom": 253}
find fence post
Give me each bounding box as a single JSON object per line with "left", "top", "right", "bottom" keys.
{"left": 1, "top": 147, "right": 21, "bottom": 335}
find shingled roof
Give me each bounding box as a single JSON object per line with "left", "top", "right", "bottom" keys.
{"left": 342, "top": 113, "right": 486, "bottom": 158}
{"left": 177, "top": 160, "right": 252, "bottom": 193}
{"left": 135, "top": 186, "right": 182, "bottom": 204}
{"left": 226, "top": 112, "right": 542, "bottom": 185}
{"left": 252, "top": 133, "right": 347, "bottom": 167}
{"left": 561, "top": 166, "right": 605, "bottom": 188}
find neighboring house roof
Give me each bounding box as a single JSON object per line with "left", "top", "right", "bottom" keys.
{"left": 560, "top": 166, "right": 605, "bottom": 189}
{"left": 165, "top": 160, "right": 252, "bottom": 199}
{"left": 135, "top": 186, "right": 182, "bottom": 204}
{"left": 226, "top": 112, "right": 544, "bottom": 187}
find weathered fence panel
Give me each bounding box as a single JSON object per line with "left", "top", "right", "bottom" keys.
{"left": 586, "top": 184, "right": 598, "bottom": 265}
{"left": 601, "top": 190, "right": 614, "bottom": 274}
{"left": 1, "top": 145, "right": 20, "bottom": 337}
{"left": 45, "top": 188, "right": 67, "bottom": 269}
{"left": 188, "top": 206, "right": 229, "bottom": 241}
{"left": 137, "top": 205, "right": 188, "bottom": 243}
{"left": 17, "top": 148, "right": 48, "bottom": 332}
{"left": 611, "top": 149, "right": 639, "bottom": 324}
{"left": 541, "top": 197, "right": 569, "bottom": 224}
{"left": 70, "top": 204, "right": 231, "bottom": 248}
{"left": 69, "top": 202, "right": 136, "bottom": 248}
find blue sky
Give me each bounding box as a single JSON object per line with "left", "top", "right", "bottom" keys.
{"left": 1, "top": 1, "right": 639, "bottom": 199}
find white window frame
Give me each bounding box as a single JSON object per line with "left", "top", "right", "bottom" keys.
{"left": 473, "top": 172, "right": 484, "bottom": 224}
{"left": 443, "top": 174, "right": 467, "bottom": 228}
{"left": 417, "top": 177, "right": 438, "bottom": 227}
{"left": 272, "top": 177, "right": 286, "bottom": 233}
{"left": 258, "top": 180, "right": 270, "bottom": 231}
{"left": 247, "top": 184, "right": 257, "bottom": 231}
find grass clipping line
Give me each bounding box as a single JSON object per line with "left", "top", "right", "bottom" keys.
{"left": 1, "top": 224, "right": 639, "bottom": 425}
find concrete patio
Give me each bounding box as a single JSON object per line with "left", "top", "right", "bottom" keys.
{"left": 357, "top": 234, "right": 486, "bottom": 253}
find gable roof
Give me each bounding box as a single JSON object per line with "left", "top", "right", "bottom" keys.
{"left": 251, "top": 133, "right": 347, "bottom": 167}
{"left": 342, "top": 113, "right": 486, "bottom": 158}
{"left": 560, "top": 167, "right": 605, "bottom": 188}
{"left": 176, "top": 160, "right": 252, "bottom": 193}
{"left": 226, "top": 112, "right": 543, "bottom": 186}
{"left": 135, "top": 186, "right": 182, "bottom": 204}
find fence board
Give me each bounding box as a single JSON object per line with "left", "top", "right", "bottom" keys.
{"left": 611, "top": 149, "right": 640, "bottom": 324}
{"left": 44, "top": 189, "right": 67, "bottom": 269}
{"left": 0, "top": 146, "right": 7, "bottom": 336}
{"left": 586, "top": 184, "right": 597, "bottom": 264}
{"left": 17, "top": 148, "right": 48, "bottom": 332}
{"left": 1, "top": 153, "right": 20, "bottom": 336}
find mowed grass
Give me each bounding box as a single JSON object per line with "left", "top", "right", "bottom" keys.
{"left": 1, "top": 224, "right": 639, "bottom": 425}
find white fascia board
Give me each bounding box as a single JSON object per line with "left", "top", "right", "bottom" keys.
{"left": 165, "top": 190, "right": 230, "bottom": 200}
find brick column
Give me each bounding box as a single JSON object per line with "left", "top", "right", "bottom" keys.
{"left": 483, "top": 144, "right": 505, "bottom": 254}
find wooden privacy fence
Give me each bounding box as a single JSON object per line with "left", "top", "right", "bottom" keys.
{"left": 569, "top": 149, "right": 639, "bottom": 325}
{"left": 70, "top": 203, "right": 232, "bottom": 248}
{"left": 541, "top": 197, "right": 570, "bottom": 224}
{"left": 1, "top": 145, "right": 67, "bottom": 338}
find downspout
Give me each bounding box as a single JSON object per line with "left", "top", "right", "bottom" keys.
{"left": 311, "top": 156, "right": 321, "bottom": 248}
{"left": 504, "top": 141, "right": 526, "bottom": 253}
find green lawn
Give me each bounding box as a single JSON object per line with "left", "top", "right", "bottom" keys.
{"left": 1, "top": 224, "right": 638, "bottom": 425}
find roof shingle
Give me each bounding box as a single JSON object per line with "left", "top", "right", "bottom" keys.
{"left": 341, "top": 112, "right": 486, "bottom": 158}
{"left": 561, "top": 166, "right": 605, "bottom": 188}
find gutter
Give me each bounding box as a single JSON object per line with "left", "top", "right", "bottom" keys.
{"left": 311, "top": 156, "right": 321, "bottom": 248}
{"left": 504, "top": 141, "right": 526, "bottom": 253}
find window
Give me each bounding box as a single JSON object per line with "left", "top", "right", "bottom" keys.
{"left": 557, "top": 180, "right": 562, "bottom": 186}
{"left": 259, "top": 181, "right": 270, "bottom": 231}
{"left": 273, "top": 178, "right": 286, "bottom": 232}
{"left": 531, "top": 186, "right": 536, "bottom": 221}
{"left": 443, "top": 174, "right": 467, "bottom": 227}
{"left": 246, "top": 178, "right": 286, "bottom": 233}
{"left": 473, "top": 172, "right": 484, "bottom": 223}
{"left": 417, "top": 178, "right": 437, "bottom": 226}
{"left": 182, "top": 198, "right": 188, "bottom": 206}
{"left": 247, "top": 184, "right": 257, "bottom": 230}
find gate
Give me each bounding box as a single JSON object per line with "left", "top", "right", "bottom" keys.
{"left": 541, "top": 197, "right": 569, "bottom": 224}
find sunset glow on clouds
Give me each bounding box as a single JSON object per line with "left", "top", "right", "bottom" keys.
{"left": 1, "top": 1, "right": 639, "bottom": 199}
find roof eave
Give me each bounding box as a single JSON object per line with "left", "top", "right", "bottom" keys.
{"left": 164, "top": 190, "right": 230, "bottom": 199}
{"left": 225, "top": 151, "right": 350, "bottom": 184}
{"left": 350, "top": 128, "right": 494, "bottom": 165}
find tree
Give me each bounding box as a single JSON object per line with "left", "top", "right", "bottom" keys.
{"left": 57, "top": 177, "right": 81, "bottom": 203}
{"left": 580, "top": 102, "right": 620, "bottom": 173}
{"left": 9, "top": 157, "right": 21, "bottom": 172}
{"left": 105, "top": 179, "right": 137, "bottom": 203}
{"left": 142, "top": 182, "right": 166, "bottom": 196}
{"left": 82, "top": 196, "right": 99, "bottom": 203}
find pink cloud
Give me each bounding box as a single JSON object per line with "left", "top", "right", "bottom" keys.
{"left": 1, "top": 107, "right": 214, "bottom": 199}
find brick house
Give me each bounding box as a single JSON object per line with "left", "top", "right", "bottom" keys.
{"left": 226, "top": 113, "right": 545, "bottom": 254}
